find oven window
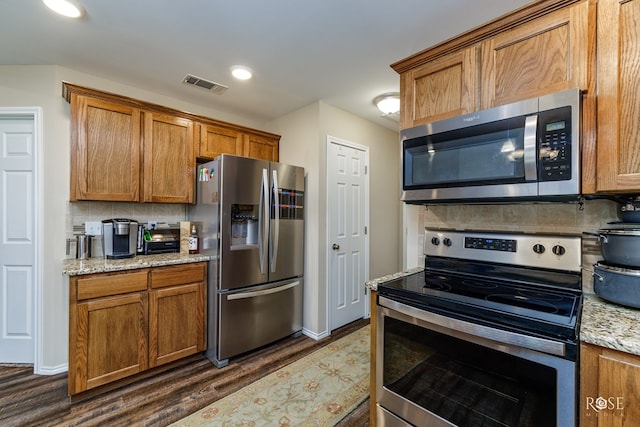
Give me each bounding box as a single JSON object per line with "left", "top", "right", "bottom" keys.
{"left": 383, "top": 316, "right": 556, "bottom": 426}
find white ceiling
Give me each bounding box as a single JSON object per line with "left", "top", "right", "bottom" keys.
{"left": 1, "top": 0, "right": 533, "bottom": 131}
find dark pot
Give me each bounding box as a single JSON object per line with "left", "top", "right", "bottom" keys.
{"left": 593, "top": 262, "right": 640, "bottom": 308}
{"left": 588, "top": 229, "right": 640, "bottom": 268}
{"left": 619, "top": 197, "right": 640, "bottom": 223}
{"left": 584, "top": 194, "right": 640, "bottom": 223}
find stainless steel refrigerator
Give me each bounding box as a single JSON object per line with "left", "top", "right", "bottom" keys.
{"left": 188, "top": 154, "right": 304, "bottom": 367}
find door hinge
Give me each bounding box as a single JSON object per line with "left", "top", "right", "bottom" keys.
{"left": 365, "top": 226, "right": 368, "bottom": 235}
{"left": 365, "top": 165, "right": 368, "bottom": 174}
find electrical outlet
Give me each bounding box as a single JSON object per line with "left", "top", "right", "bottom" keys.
{"left": 148, "top": 220, "right": 158, "bottom": 230}
{"left": 85, "top": 221, "right": 102, "bottom": 236}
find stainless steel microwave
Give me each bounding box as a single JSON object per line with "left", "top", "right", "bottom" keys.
{"left": 401, "top": 88, "right": 581, "bottom": 204}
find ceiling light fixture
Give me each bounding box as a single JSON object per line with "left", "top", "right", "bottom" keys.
{"left": 231, "top": 65, "right": 253, "bottom": 81}
{"left": 42, "top": 0, "right": 85, "bottom": 18}
{"left": 373, "top": 92, "right": 400, "bottom": 115}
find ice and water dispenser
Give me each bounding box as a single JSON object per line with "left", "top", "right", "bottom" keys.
{"left": 231, "top": 204, "right": 259, "bottom": 247}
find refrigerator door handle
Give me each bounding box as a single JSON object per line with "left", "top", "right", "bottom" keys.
{"left": 226, "top": 281, "right": 300, "bottom": 300}
{"left": 270, "top": 169, "right": 280, "bottom": 273}
{"left": 259, "top": 168, "right": 269, "bottom": 274}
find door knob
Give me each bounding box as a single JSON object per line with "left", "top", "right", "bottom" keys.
{"left": 332, "top": 243, "right": 340, "bottom": 250}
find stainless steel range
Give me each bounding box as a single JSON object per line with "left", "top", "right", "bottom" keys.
{"left": 376, "top": 229, "right": 582, "bottom": 427}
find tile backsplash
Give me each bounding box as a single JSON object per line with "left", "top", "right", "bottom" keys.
{"left": 410, "top": 199, "right": 619, "bottom": 294}
{"left": 66, "top": 201, "right": 187, "bottom": 257}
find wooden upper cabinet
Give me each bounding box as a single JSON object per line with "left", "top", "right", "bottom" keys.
{"left": 64, "top": 83, "right": 282, "bottom": 203}
{"left": 197, "top": 123, "right": 243, "bottom": 160}
{"left": 70, "top": 94, "right": 141, "bottom": 202}
{"left": 143, "top": 113, "right": 195, "bottom": 203}
{"left": 243, "top": 133, "right": 280, "bottom": 162}
{"left": 596, "top": 0, "right": 640, "bottom": 192}
{"left": 480, "top": 1, "right": 590, "bottom": 109}
{"left": 399, "top": 47, "right": 477, "bottom": 129}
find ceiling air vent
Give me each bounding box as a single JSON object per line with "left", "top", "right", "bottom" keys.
{"left": 182, "top": 74, "right": 228, "bottom": 95}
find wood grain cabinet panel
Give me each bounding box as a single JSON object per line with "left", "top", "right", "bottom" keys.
{"left": 400, "top": 47, "right": 477, "bottom": 129}
{"left": 143, "top": 113, "right": 195, "bottom": 203}
{"left": 76, "top": 270, "right": 148, "bottom": 300}
{"left": 69, "top": 94, "right": 141, "bottom": 202}
{"left": 243, "top": 133, "right": 280, "bottom": 162}
{"left": 70, "top": 292, "right": 148, "bottom": 394}
{"left": 149, "top": 282, "right": 205, "bottom": 368}
{"left": 197, "top": 123, "right": 243, "bottom": 160}
{"left": 480, "top": 1, "right": 590, "bottom": 109}
{"left": 596, "top": 0, "right": 640, "bottom": 192}
{"left": 580, "top": 343, "right": 640, "bottom": 426}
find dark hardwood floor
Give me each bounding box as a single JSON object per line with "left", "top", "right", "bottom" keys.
{"left": 0, "top": 319, "right": 370, "bottom": 427}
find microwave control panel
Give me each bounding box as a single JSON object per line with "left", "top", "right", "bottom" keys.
{"left": 538, "top": 106, "right": 572, "bottom": 182}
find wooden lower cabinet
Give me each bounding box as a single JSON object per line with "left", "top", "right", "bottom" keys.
{"left": 149, "top": 263, "right": 206, "bottom": 368}
{"left": 70, "top": 293, "right": 148, "bottom": 394}
{"left": 68, "top": 262, "right": 207, "bottom": 396}
{"left": 580, "top": 342, "right": 640, "bottom": 426}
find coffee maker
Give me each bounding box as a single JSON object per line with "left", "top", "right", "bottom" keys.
{"left": 102, "top": 218, "right": 138, "bottom": 259}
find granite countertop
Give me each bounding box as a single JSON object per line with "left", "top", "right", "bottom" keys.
{"left": 365, "top": 267, "right": 424, "bottom": 291}
{"left": 63, "top": 253, "right": 212, "bottom": 276}
{"left": 580, "top": 293, "right": 640, "bottom": 356}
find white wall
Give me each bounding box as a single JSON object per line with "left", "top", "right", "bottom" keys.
{"left": 0, "top": 65, "right": 273, "bottom": 372}
{"left": 270, "top": 101, "right": 401, "bottom": 337}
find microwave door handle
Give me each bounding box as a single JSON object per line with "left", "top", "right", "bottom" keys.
{"left": 523, "top": 115, "right": 538, "bottom": 181}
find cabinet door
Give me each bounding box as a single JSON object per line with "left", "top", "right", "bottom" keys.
{"left": 148, "top": 283, "right": 205, "bottom": 367}
{"left": 243, "top": 133, "right": 280, "bottom": 161}
{"left": 480, "top": 1, "right": 590, "bottom": 109}
{"left": 70, "top": 94, "right": 141, "bottom": 201}
{"left": 142, "top": 112, "right": 195, "bottom": 203}
{"left": 70, "top": 293, "right": 148, "bottom": 394}
{"left": 198, "top": 123, "right": 243, "bottom": 160}
{"left": 596, "top": 0, "right": 640, "bottom": 192}
{"left": 399, "top": 47, "right": 477, "bottom": 129}
{"left": 580, "top": 343, "right": 640, "bottom": 426}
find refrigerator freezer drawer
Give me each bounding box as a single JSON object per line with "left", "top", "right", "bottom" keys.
{"left": 216, "top": 278, "right": 303, "bottom": 363}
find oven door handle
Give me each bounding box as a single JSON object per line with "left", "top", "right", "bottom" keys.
{"left": 378, "top": 296, "right": 567, "bottom": 357}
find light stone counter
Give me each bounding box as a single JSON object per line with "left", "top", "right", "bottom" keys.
{"left": 63, "top": 253, "right": 212, "bottom": 276}
{"left": 364, "top": 267, "right": 424, "bottom": 291}
{"left": 580, "top": 293, "right": 640, "bottom": 356}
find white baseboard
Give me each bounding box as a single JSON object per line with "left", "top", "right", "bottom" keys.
{"left": 35, "top": 363, "right": 68, "bottom": 376}
{"left": 301, "top": 327, "right": 329, "bottom": 341}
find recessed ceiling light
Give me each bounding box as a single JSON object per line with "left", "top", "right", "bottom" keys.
{"left": 42, "top": 0, "right": 85, "bottom": 18}
{"left": 231, "top": 65, "right": 253, "bottom": 81}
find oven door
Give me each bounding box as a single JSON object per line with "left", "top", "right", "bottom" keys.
{"left": 376, "top": 296, "right": 576, "bottom": 427}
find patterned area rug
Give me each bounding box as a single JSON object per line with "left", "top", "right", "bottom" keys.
{"left": 172, "top": 325, "right": 370, "bottom": 427}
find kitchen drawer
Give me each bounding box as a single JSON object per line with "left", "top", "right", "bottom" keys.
{"left": 76, "top": 270, "right": 149, "bottom": 300}
{"left": 150, "top": 262, "right": 206, "bottom": 289}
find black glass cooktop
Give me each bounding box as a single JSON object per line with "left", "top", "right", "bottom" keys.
{"left": 377, "top": 258, "right": 582, "bottom": 342}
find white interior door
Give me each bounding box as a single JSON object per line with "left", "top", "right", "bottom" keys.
{"left": 0, "top": 116, "right": 35, "bottom": 363}
{"left": 327, "top": 137, "right": 368, "bottom": 331}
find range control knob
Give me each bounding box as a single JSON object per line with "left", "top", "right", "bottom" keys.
{"left": 552, "top": 245, "right": 566, "bottom": 256}
{"left": 443, "top": 238, "right": 452, "bottom": 247}
{"left": 431, "top": 236, "right": 440, "bottom": 246}
{"left": 533, "top": 243, "right": 546, "bottom": 254}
